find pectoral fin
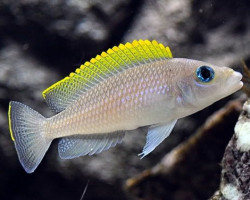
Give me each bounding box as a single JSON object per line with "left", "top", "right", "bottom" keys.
{"left": 139, "top": 119, "right": 177, "bottom": 158}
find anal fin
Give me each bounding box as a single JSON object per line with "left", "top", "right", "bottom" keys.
{"left": 139, "top": 119, "right": 177, "bottom": 158}
{"left": 58, "top": 132, "right": 125, "bottom": 159}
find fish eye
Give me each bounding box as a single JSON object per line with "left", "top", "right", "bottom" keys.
{"left": 196, "top": 66, "right": 215, "bottom": 83}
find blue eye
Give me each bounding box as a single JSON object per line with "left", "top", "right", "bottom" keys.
{"left": 196, "top": 66, "right": 215, "bottom": 82}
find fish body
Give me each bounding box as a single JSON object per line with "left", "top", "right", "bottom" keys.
{"left": 8, "top": 40, "right": 243, "bottom": 173}
{"left": 47, "top": 59, "right": 179, "bottom": 137}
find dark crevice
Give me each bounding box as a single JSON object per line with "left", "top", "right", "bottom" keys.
{"left": 0, "top": 0, "right": 145, "bottom": 75}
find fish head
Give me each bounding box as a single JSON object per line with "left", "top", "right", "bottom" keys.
{"left": 175, "top": 58, "right": 243, "bottom": 114}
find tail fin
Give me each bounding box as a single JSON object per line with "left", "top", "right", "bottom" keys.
{"left": 8, "top": 101, "right": 52, "bottom": 173}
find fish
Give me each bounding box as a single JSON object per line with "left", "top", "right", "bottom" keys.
{"left": 8, "top": 40, "right": 243, "bottom": 173}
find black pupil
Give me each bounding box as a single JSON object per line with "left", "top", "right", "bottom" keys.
{"left": 200, "top": 67, "right": 211, "bottom": 79}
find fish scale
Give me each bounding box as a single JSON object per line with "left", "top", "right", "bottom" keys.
{"left": 45, "top": 60, "right": 169, "bottom": 138}
{"left": 8, "top": 40, "right": 243, "bottom": 173}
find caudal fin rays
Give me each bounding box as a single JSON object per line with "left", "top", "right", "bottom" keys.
{"left": 8, "top": 101, "right": 52, "bottom": 173}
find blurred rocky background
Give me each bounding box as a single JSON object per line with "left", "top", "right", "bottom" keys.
{"left": 0, "top": 0, "right": 249, "bottom": 199}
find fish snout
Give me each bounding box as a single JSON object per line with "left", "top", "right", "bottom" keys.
{"left": 234, "top": 71, "right": 243, "bottom": 82}
{"left": 227, "top": 70, "right": 243, "bottom": 91}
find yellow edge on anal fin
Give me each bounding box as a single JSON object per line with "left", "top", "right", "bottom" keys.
{"left": 42, "top": 76, "right": 70, "bottom": 99}
{"left": 8, "top": 103, "right": 15, "bottom": 141}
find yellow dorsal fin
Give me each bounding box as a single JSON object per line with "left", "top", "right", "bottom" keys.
{"left": 42, "top": 40, "right": 173, "bottom": 112}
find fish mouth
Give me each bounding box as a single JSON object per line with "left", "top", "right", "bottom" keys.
{"left": 234, "top": 71, "right": 243, "bottom": 81}
{"left": 228, "top": 71, "right": 243, "bottom": 92}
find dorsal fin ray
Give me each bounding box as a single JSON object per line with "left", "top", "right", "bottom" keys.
{"left": 42, "top": 40, "right": 173, "bottom": 113}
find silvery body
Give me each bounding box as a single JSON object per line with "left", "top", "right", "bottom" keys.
{"left": 8, "top": 41, "right": 243, "bottom": 173}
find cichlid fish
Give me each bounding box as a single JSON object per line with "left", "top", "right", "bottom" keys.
{"left": 8, "top": 40, "right": 243, "bottom": 173}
